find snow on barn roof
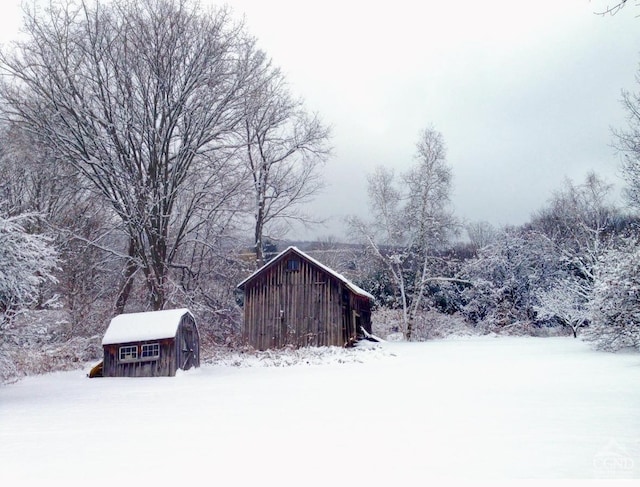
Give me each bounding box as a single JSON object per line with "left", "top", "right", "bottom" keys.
{"left": 102, "top": 308, "right": 193, "bottom": 345}
{"left": 237, "top": 246, "right": 375, "bottom": 301}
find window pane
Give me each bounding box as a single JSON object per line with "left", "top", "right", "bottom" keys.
{"left": 141, "top": 343, "right": 159, "bottom": 358}
{"left": 119, "top": 345, "right": 138, "bottom": 360}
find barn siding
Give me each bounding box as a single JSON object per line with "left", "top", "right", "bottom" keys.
{"left": 241, "top": 249, "right": 372, "bottom": 350}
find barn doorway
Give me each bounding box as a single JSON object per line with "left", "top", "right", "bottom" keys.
{"left": 353, "top": 311, "right": 362, "bottom": 336}
{"left": 344, "top": 309, "right": 360, "bottom": 346}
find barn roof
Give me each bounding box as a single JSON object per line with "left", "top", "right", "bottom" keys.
{"left": 102, "top": 308, "right": 194, "bottom": 345}
{"left": 237, "top": 246, "right": 374, "bottom": 301}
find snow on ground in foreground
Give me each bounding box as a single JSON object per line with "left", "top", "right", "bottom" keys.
{"left": 1, "top": 337, "right": 639, "bottom": 485}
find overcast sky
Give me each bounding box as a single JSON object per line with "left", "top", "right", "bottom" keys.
{"left": 2, "top": 1, "right": 640, "bottom": 242}
{"left": 224, "top": 0, "right": 640, "bottom": 240}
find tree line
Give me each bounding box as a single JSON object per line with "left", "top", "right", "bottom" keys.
{"left": 350, "top": 134, "right": 640, "bottom": 352}
{"left": 2, "top": 0, "right": 640, "bottom": 381}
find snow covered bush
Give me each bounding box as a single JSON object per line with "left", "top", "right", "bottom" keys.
{"left": 459, "top": 228, "right": 562, "bottom": 328}
{"left": 585, "top": 239, "right": 640, "bottom": 351}
{"left": 372, "top": 307, "right": 480, "bottom": 341}
{"left": 0, "top": 309, "right": 101, "bottom": 384}
{"left": 0, "top": 213, "right": 58, "bottom": 325}
{"left": 1, "top": 335, "right": 102, "bottom": 384}
{"left": 534, "top": 277, "right": 590, "bottom": 338}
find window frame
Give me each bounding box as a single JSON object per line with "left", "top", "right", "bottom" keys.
{"left": 141, "top": 343, "right": 160, "bottom": 359}
{"left": 118, "top": 342, "right": 161, "bottom": 363}
{"left": 119, "top": 345, "right": 138, "bottom": 362}
{"left": 286, "top": 258, "right": 300, "bottom": 272}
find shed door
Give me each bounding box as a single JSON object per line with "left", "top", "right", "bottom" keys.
{"left": 181, "top": 327, "right": 196, "bottom": 370}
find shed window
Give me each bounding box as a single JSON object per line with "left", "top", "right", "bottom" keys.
{"left": 286, "top": 258, "right": 300, "bottom": 271}
{"left": 141, "top": 343, "right": 160, "bottom": 359}
{"left": 119, "top": 345, "right": 138, "bottom": 361}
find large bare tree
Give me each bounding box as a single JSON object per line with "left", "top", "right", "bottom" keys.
{"left": 0, "top": 0, "right": 258, "bottom": 310}
{"left": 239, "top": 49, "right": 331, "bottom": 267}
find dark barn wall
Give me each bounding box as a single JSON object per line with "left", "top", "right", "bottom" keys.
{"left": 242, "top": 251, "right": 372, "bottom": 350}
{"left": 350, "top": 295, "right": 372, "bottom": 335}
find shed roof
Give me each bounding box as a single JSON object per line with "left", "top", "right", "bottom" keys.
{"left": 237, "top": 246, "right": 374, "bottom": 301}
{"left": 102, "top": 308, "right": 193, "bottom": 346}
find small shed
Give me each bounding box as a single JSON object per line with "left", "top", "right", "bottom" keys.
{"left": 237, "top": 246, "right": 374, "bottom": 350}
{"left": 101, "top": 308, "right": 199, "bottom": 377}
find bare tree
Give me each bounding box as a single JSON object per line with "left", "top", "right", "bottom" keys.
{"left": 239, "top": 49, "right": 331, "bottom": 267}
{"left": 614, "top": 73, "right": 640, "bottom": 212}
{"left": 403, "top": 128, "right": 458, "bottom": 337}
{"left": 466, "top": 221, "right": 497, "bottom": 253}
{"left": 348, "top": 127, "right": 459, "bottom": 340}
{"left": 592, "top": 0, "right": 635, "bottom": 16}
{"left": 0, "top": 0, "right": 258, "bottom": 310}
{"left": 531, "top": 173, "right": 616, "bottom": 284}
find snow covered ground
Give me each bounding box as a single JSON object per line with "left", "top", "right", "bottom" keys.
{"left": 1, "top": 337, "right": 639, "bottom": 484}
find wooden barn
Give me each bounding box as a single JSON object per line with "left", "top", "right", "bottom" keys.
{"left": 237, "top": 246, "right": 374, "bottom": 350}
{"left": 101, "top": 308, "right": 199, "bottom": 377}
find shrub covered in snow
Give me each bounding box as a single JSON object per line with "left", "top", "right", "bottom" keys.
{"left": 0, "top": 213, "right": 58, "bottom": 325}
{"left": 585, "top": 239, "right": 640, "bottom": 351}
{"left": 371, "top": 306, "right": 572, "bottom": 342}
{"left": 1, "top": 335, "right": 102, "bottom": 384}
{"left": 372, "top": 307, "right": 482, "bottom": 340}
{"left": 0, "top": 309, "right": 102, "bottom": 384}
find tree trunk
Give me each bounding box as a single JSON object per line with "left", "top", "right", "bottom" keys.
{"left": 147, "top": 258, "right": 167, "bottom": 311}
{"left": 114, "top": 238, "right": 137, "bottom": 315}
{"left": 406, "top": 250, "right": 430, "bottom": 342}
{"left": 254, "top": 166, "right": 267, "bottom": 269}
{"left": 406, "top": 318, "right": 413, "bottom": 341}
{"left": 397, "top": 270, "right": 411, "bottom": 341}
{"left": 254, "top": 219, "right": 264, "bottom": 269}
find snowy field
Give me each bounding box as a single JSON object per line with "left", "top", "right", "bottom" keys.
{"left": 1, "top": 337, "right": 639, "bottom": 484}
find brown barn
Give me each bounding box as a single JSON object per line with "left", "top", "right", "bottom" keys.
{"left": 101, "top": 308, "right": 199, "bottom": 377}
{"left": 237, "top": 246, "right": 374, "bottom": 350}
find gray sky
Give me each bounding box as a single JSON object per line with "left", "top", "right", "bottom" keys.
{"left": 226, "top": 0, "right": 640, "bottom": 240}
{"left": 2, "top": 1, "right": 640, "bottom": 241}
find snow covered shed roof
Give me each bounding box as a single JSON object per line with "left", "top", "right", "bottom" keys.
{"left": 102, "top": 308, "right": 194, "bottom": 346}
{"left": 237, "top": 246, "right": 374, "bottom": 301}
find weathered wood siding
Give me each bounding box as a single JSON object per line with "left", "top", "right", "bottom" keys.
{"left": 103, "top": 338, "right": 177, "bottom": 377}
{"left": 242, "top": 251, "right": 372, "bottom": 350}
{"left": 102, "top": 314, "right": 199, "bottom": 377}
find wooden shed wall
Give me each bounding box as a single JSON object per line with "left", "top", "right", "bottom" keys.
{"left": 103, "top": 338, "right": 177, "bottom": 377}
{"left": 102, "top": 314, "right": 199, "bottom": 377}
{"left": 242, "top": 253, "right": 372, "bottom": 350}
